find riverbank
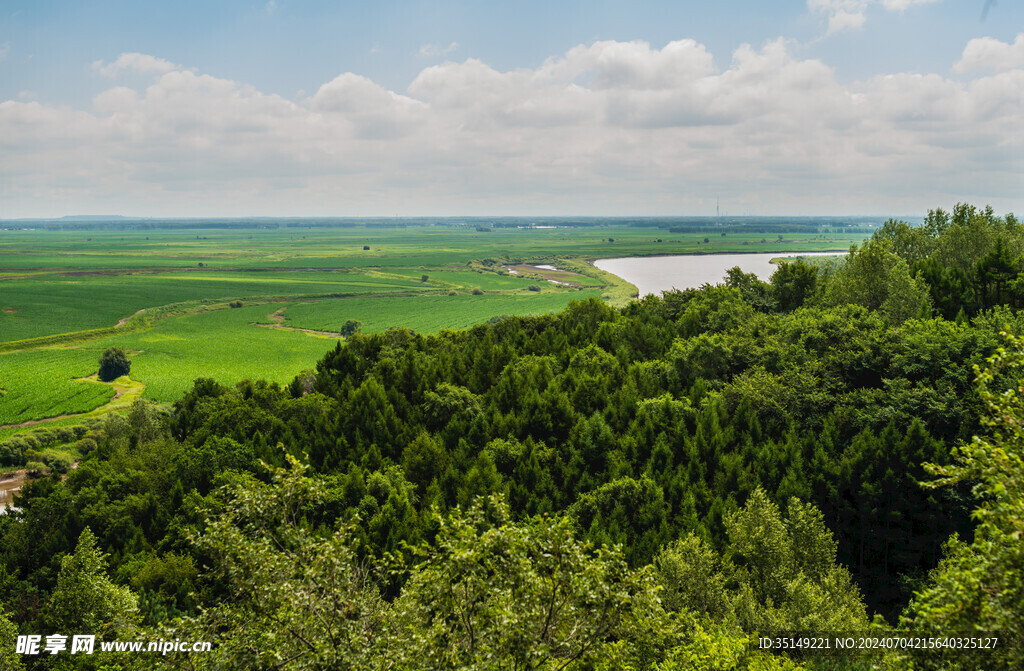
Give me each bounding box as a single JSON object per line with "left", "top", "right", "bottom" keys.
{"left": 0, "top": 469, "right": 27, "bottom": 511}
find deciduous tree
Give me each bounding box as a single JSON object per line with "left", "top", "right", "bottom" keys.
{"left": 97, "top": 347, "right": 131, "bottom": 382}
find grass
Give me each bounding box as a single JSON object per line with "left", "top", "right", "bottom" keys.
{"left": 0, "top": 269, "right": 432, "bottom": 343}
{"left": 279, "top": 290, "right": 604, "bottom": 335}
{"left": 89, "top": 304, "right": 337, "bottom": 402}
{"left": 384, "top": 269, "right": 537, "bottom": 291}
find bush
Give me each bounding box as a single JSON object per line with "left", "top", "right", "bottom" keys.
{"left": 75, "top": 438, "right": 98, "bottom": 455}
{"left": 32, "top": 427, "right": 56, "bottom": 447}
{"left": 448, "top": 291, "right": 458, "bottom": 296}
{"left": 421, "top": 275, "right": 429, "bottom": 283}
{"left": 528, "top": 285, "right": 541, "bottom": 292}
{"left": 0, "top": 440, "right": 25, "bottom": 467}
{"left": 98, "top": 347, "right": 131, "bottom": 382}
{"left": 363, "top": 245, "right": 370, "bottom": 250}
{"left": 43, "top": 453, "right": 73, "bottom": 475}
{"left": 229, "top": 300, "right": 243, "bottom": 308}
{"left": 472, "top": 288, "right": 484, "bottom": 295}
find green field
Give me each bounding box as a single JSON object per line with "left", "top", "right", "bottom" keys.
{"left": 0, "top": 221, "right": 866, "bottom": 427}
{"left": 0, "top": 349, "right": 115, "bottom": 425}
{"left": 1, "top": 225, "right": 857, "bottom": 271}
{"left": 277, "top": 290, "right": 603, "bottom": 335}
{"left": 90, "top": 304, "right": 338, "bottom": 402}
{"left": 0, "top": 270, "right": 440, "bottom": 343}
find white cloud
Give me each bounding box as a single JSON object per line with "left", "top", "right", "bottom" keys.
{"left": 955, "top": 34, "right": 1024, "bottom": 73}
{"left": 92, "top": 52, "right": 178, "bottom": 78}
{"left": 879, "top": 0, "right": 937, "bottom": 10}
{"left": 1, "top": 41, "right": 1021, "bottom": 217}
{"left": 808, "top": 0, "right": 938, "bottom": 35}
{"left": 828, "top": 10, "right": 866, "bottom": 34}
{"left": 312, "top": 73, "right": 427, "bottom": 139}
{"left": 418, "top": 42, "right": 459, "bottom": 58}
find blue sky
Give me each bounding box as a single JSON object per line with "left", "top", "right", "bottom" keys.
{"left": 1, "top": 0, "right": 1022, "bottom": 216}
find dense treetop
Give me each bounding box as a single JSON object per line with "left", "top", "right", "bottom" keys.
{"left": 2, "top": 204, "right": 1022, "bottom": 669}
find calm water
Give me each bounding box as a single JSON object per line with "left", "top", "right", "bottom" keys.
{"left": 594, "top": 252, "right": 847, "bottom": 297}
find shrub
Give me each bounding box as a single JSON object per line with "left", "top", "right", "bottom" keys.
{"left": 0, "top": 440, "right": 25, "bottom": 467}
{"left": 528, "top": 285, "right": 541, "bottom": 292}
{"left": 32, "top": 427, "right": 56, "bottom": 446}
{"left": 75, "top": 438, "right": 98, "bottom": 455}
{"left": 43, "top": 453, "right": 73, "bottom": 475}
{"left": 472, "top": 288, "right": 484, "bottom": 295}
{"left": 229, "top": 300, "right": 243, "bottom": 308}
{"left": 363, "top": 245, "right": 370, "bottom": 250}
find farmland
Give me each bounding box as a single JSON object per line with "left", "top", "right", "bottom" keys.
{"left": 0, "top": 219, "right": 869, "bottom": 427}
{"left": 0, "top": 349, "right": 116, "bottom": 425}
{"left": 271, "top": 291, "right": 604, "bottom": 338}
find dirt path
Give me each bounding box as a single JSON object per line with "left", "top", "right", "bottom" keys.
{"left": 0, "top": 376, "right": 146, "bottom": 431}
{"left": 252, "top": 307, "right": 340, "bottom": 338}
{"left": 505, "top": 264, "right": 589, "bottom": 287}
{"left": 116, "top": 308, "right": 146, "bottom": 326}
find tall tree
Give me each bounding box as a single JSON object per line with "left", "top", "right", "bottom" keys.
{"left": 895, "top": 335, "right": 1024, "bottom": 669}
{"left": 825, "top": 239, "right": 932, "bottom": 323}
{"left": 45, "top": 527, "right": 138, "bottom": 636}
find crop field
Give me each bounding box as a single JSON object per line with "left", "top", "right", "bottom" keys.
{"left": 90, "top": 304, "right": 338, "bottom": 402}
{"left": 0, "top": 348, "right": 115, "bottom": 425}
{"left": 1, "top": 223, "right": 866, "bottom": 268}
{"left": 0, "top": 270, "right": 446, "bottom": 343}
{"left": 0, "top": 219, "right": 868, "bottom": 427}
{"left": 277, "top": 290, "right": 604, "bottom": 335}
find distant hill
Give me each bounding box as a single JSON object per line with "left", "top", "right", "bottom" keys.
{"left": 58, "top": 214, "right": 131, "bottom": 221}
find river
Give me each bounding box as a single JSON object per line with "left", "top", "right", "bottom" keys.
{"left": 0, "top": 471, "right": 26, "bottom": 513}
{"left": 594, "top": 252, "right": 848, "bottom": 297}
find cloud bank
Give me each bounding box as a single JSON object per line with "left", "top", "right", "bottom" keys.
{"left": 2, "top": 36, "right": 1021, "bottom": 216}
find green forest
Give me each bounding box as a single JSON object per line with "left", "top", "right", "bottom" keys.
{"left": 2, "top": 204, "right": 1023, "bottom": 670}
